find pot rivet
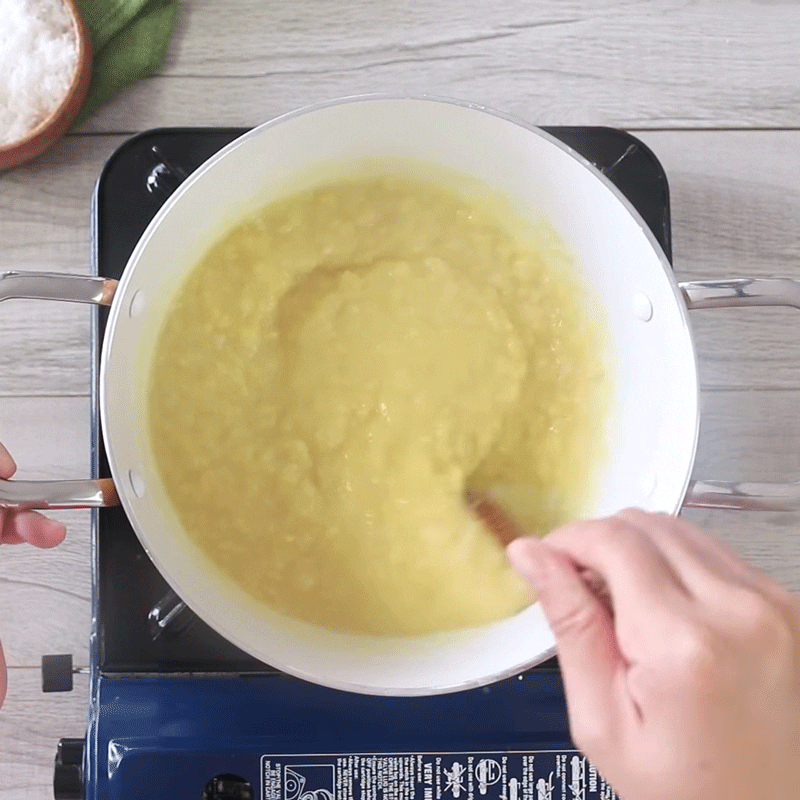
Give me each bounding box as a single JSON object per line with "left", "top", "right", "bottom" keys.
{"left": 128, "top": 469, "right": 145, "bottom": 498}
{"left": 129, "top": 290, "right": 146, "bottom": 318}
{"left": 632, "top": 292, "right": 653, "bottom": 321}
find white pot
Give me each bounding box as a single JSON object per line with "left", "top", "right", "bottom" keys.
{"left": 3, "top": 96, "right": 799, "bottom": 695}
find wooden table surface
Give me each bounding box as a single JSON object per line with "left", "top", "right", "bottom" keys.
{"left": 2, "top": 0, "right": 800, "bottom": 795}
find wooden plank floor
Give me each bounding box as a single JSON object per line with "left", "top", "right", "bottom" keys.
{"left": 2, "top": 0, "right": 800, "bottom": 795}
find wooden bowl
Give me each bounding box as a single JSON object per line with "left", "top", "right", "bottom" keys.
{"left": 0, "top": 0, "right": 93, "bottom": 171}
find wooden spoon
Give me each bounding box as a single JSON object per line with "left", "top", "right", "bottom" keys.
{"left": 467, "top": 490, "right": 611, "bottom": 603}
{"left": 465, "top": 489, "right": 522, "bottom": 547}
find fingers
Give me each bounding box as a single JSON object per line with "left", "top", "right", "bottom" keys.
{"left": 615, "top": 509, "right": 788, "bottom": 605}
{"left": 508, "top": 537, "right": 625, "bottom": 750}
{"left": 545, "top": 515, "right": 691, "bottom": 621}
{"left": 1, "top": 510, "right": 66, "bottom": 548}
{"left": 0, "top": 443, "right": 66, "bottom": 548}
{"left": 621, "top": 510, "right": 747, "bottom": 575}
{"left": 0, "top": 442, "right": 15, "bottom": 479}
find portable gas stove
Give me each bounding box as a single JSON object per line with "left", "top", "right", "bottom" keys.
{"left": 44, "top": 126, "right": 670, "bottom": 800}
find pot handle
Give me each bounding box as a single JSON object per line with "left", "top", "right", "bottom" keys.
{"left": 0, "top": 271, "right": 120, "bottom": 510}
{"left": 0, "top": 270, "right": 117, "bottom": 305}
{"left": 680, "top": 277, "right": 800, "bottom": 511}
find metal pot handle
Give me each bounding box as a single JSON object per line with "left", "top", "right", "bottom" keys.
{"left": 0, "top": 271, "right": 120, "bottom": 510}
{"left": 681, "top": 277, "right": 800, "bottom": 511}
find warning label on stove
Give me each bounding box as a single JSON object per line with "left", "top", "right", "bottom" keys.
{"left": 260, "top": 752, "right": 617, "bottom": 800}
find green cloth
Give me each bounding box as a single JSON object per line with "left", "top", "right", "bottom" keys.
{"left": 74, "top": 0, "right": 177, "bottom": 122}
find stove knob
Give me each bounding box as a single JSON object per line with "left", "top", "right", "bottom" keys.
{"left": 53, "top": 739, "right": 84, "bottom": 800}
{"left": 42, "top": 654, "right": 73, "bottom": 692}
{"left": 53, "top": 737, "right": 84, "bottom": 799}
{"left": 57, "top": 738, "right": 84, "bottom": 765}
{"left": 201, "top": 774, "right": 254, "bottom": 800}
{"left": 54, "top": 764, "right": 82, "bottom": 800}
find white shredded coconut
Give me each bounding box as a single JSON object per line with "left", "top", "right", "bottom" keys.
{"left": 0, "top": 0, "right": 79, "bottom": 146}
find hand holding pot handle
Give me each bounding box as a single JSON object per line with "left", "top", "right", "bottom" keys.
{"left": 0, "top": 443, "right": 65, "bottom": 546}
{"left": 508, "top": 510, "right": 800, "bottom": 800}
{"left": 0, "top": 441, "right": 66, "bottom": 710}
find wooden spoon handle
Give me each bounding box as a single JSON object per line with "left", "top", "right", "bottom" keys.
{"left": 465, "top": 490, "right": 521, "bottom": 547}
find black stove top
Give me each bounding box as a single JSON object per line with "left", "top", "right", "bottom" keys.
{"left": 91, "top": 127, "right": 672, "bottom": 675}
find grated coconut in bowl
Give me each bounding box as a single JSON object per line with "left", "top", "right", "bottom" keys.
{"left": 0, "top": 0, "right": 79, "bottom": 146}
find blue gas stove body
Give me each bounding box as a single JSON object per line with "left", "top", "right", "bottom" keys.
{"left": 83, "top": 670, "right": 596, "bottom": 799}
